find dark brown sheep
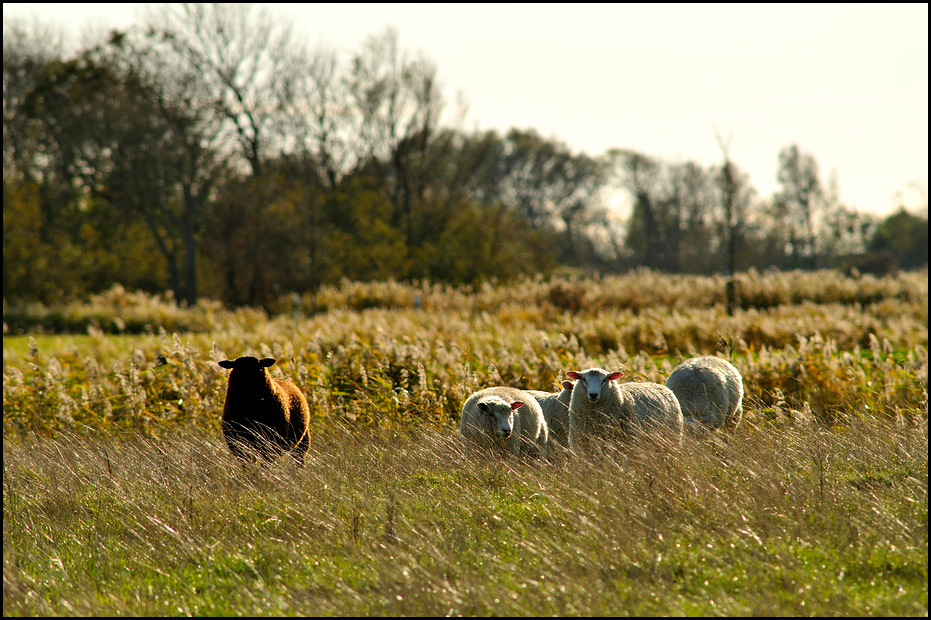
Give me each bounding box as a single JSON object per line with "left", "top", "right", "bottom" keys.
{"left": 218, "top": 356, "right": 311, "bottom": 465}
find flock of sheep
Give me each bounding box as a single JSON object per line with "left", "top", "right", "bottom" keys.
{"left": 217, "top": 354, "right": 744, "bottom": 464}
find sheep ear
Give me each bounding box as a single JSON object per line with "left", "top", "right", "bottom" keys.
{"left": 562, "top": 380, "right": 574, "bottom": 390}
{"left": 566, "top": 371, "right": 582, "bottom": 380}
{"left": 510, "top": 401, "right": 524, "bottom": 410}
{"left": 218, "top": 360, "right": 234, "bottom": 369}
{"left": 259, "top": 358, "right": 276, "bottom": 367}
{"left": 608, "top": 371, "right": 624, "bottom": 381}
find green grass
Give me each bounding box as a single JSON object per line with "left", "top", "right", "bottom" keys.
{"left": 3, "top": 419, "right": 927, "bottom": 616}
{"left": 2, "top": 333, "right": 154, "bottom": 366}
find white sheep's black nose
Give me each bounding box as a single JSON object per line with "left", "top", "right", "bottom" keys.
{"left": 501, "top": 429, "right": 512, "bottom": 438}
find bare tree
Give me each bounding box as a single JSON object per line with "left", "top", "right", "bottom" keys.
{"left": 278, "top": 43, "right": 352, "bottom": 292}
{"left": 115, "top": 28, "right": 230, "bottom": 306}
{"left": 281, "top": 43, "right": 360, "bottom": 191}
{"left": 661, "top": 160, "right": 715, "bottom": 272}
{"left": 346, "top": 27, "right": 444, "bottom": 242}
{"left": 610, "top": 149, "right": 664, "bottom": 269}
{"left": 777, "top": 143, "right": 822, "bottom": 268}
{"left": 145, "top": 3, "right": 305, "bottom": 177}
{"left": 714, "top": 130, "right": 755, "bottom": 314}
{"left": 496, "top": 129, "right": 605, "bottom": 236}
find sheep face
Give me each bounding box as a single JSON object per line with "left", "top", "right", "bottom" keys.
{"left": 566, "top": 369, "right": 623, "bottom": 404}
{"left": 477, "top": 397, "right": 523, "bottom": 439}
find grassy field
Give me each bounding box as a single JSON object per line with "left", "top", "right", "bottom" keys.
{"left": 3, "top": 270, "right": 928, "bottom": 615}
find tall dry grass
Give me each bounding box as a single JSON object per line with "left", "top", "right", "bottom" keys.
{"left": 3, "top": 273, "right": 926, "bottom": 436}
{"left": 3, "top": 414, "right": 926, "bottom": 615}
{"left": 5, "top": 269, "right": 926, "bottom": 335}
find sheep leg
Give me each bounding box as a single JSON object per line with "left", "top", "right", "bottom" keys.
{"left": 225, "top": 435, "right": 258, "bottom": 464}
{"left": 290, "top": 430, "right": 310, "bottom": 467}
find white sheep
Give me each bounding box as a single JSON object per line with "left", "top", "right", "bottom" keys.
{"left": 459, "top": 386, "right": 548, "bottom": 457}
{"left": 526, "top": 380, "right": 574, "bottom": 451}
{"left": 218, "top": 356, "right": 311, "bottom": 465}
{"left": 664, "top": 355, "right": 744, "bottom": 430}
{"left": 566, "top": 368, "right": 683, "bottom": 451}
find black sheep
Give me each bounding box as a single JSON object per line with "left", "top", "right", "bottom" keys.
{"left": 218, "top": 356, "right": 311, "bottom": 465}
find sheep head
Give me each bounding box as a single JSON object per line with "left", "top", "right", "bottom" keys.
{"left": 566, "top": 368, "right": 623, "bottom": 403}
{"left": 219, "top": 356, "right": 277, "bottom": 387}
{"left": 477, "top": 397, "right": 523, "bottom": 439}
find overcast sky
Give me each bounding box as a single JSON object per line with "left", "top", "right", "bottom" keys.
{"left": 4, "top": 3, "right": 928, "bottom": 216}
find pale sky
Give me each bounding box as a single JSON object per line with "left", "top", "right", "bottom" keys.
{"left": 4, "top": 3, "right": 928, "bottom": 216}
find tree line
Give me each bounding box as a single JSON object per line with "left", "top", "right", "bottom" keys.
{"left": 3, "top": 4, "right": 927, "bottom": 308}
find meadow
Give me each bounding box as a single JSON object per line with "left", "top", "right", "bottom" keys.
{"left": 3, "top": 269, "right": 928, "bottom": 615}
